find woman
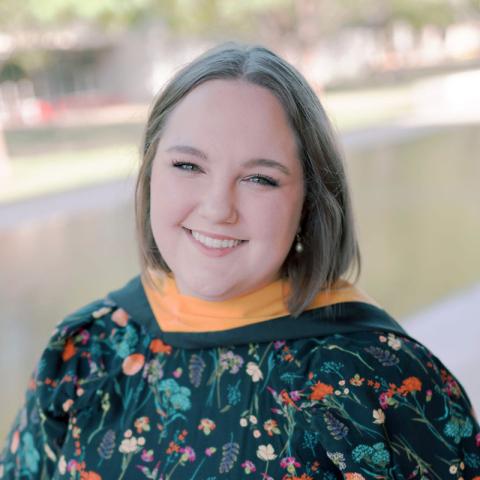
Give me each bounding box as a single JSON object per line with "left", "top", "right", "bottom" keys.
{"left": 1, "top": 43, "right": 479, "bottom": 480}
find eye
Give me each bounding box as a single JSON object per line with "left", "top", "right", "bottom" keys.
{"left": 245, "top": 174, "right": 279, "bottom": 187}
{"left": 171, "top": 161, "right": 202, "bottom": 172}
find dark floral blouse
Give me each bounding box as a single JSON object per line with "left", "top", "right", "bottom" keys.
{"left": 1, "top": 276, "right": 479, "bottom": 480}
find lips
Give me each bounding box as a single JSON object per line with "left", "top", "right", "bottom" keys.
{"left": 183, "top": 227, "right": 247, "bottom": 257}
{"left": 184, "top": 227, "right": 245, "bottom": 242}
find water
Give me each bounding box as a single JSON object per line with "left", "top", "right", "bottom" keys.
{"left": 1, "top": 123, "right": 479, "bottom": 440}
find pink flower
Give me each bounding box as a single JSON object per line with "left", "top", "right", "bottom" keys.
{"left": 280, "top": 456, "right": 301, "bottom": 469}
{"left": 274, "top": 340, "right": 286, "bottom": 350}
{"left": 141, "top": 449, "right": 154, "bottom": 462}
{"left": 379, "top": 392, "right": 389, "bottom": 409}
{"left": 241, "top": 460, "right": 256, "bottom": 474}
{"left": 289, "top": 390, "right": 301, "bottom": 401}
{"left": 205, "top": 447, "right": 216, "bottom": 456}
{"left": 79, "top": 330, "right": 90, "bottom": 345}
{"left": 67, "top": 460, "right": 79, "bottom": 473}
{"left": 180, "top": 446, "right": 196, "bottom": 462}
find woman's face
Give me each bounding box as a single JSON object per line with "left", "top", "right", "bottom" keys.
{"left": 150, "top": 79, "right": 305, "bottom": 301}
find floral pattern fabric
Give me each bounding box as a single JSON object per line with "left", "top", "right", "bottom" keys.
{"left": 1, "top": 293, "right": 480, "bottom": 479}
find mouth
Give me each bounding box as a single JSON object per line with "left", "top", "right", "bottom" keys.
{"left": 183, "top": 227, "right": 247, "bottom": 250}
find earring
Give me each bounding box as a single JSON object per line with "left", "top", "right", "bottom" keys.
{"left": 295, "top": 233, "right": 304, "bottom": 253}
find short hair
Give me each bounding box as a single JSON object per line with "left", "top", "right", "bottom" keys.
{"left": 135, "top": 42, "right": 361, "bottom": 317}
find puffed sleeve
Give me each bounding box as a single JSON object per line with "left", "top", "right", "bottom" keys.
{"left": 0, "top": 298, "right": 114, "bottom": 479}
{"left": 301, "top": 331, "right": 480, "bottom": 479}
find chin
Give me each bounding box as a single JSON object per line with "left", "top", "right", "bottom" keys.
{"left": 179, "top": 277, "right": 237, "bottom": 301}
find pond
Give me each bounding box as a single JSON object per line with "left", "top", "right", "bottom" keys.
{"left": 1, "top": 123, "right": 479, "bottom": 441}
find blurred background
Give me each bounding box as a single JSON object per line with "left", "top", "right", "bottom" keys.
{"left": 1, "top": 0, "right": 479, "bottom": 439}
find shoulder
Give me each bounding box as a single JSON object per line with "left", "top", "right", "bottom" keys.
{"left": 296, "top": 330, "right": 480, "bottom": 478}
{"left": 35, "top": 292, "right": 154, "bottom": 417}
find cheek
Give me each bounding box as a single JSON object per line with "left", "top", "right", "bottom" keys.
{"left": 243, "top": 193, "right": 301, "bottom": 243}
{"left": 150, "top": 176, "right": 191, "bottom": 229}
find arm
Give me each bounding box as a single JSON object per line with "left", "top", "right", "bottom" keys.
{"left": 303, "top": 332, "right": 480, "bottom": 479}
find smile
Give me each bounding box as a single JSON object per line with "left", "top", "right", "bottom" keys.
{"left": 184, "top": 228, "right": 246, "bottom": 255}
{"left": 192, "top": 231, "right": 243, "bottom": 249}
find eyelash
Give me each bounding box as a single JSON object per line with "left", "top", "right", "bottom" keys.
{"left": 171, "top": 161, "right": 279, "bottom": 187}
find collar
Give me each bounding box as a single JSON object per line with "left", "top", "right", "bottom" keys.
{"left": 141, "top": 271, "right": 381, "bottom": 333}
{"left": 107, "top": 274, "right": 408, "bottom": 349}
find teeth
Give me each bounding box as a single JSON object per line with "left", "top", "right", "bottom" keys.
{"left": 191, "top": 230, "right": 242, "bottom": 249}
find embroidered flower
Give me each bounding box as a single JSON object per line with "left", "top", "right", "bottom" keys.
{"left": 205, "top": 447, "right": 216, "bottom": 456}
{"left": 345, "top": 474, "right": 366, "bottom": 480}
{"left": 241, "top": 460, "right": 256, "bottom": 474}
{"left": 134, "top": 416, "right": 150, "bottom": 433}
{"left": 289, "top": 390, "right": 301, "bottom": 401}
{"left": 373, "top": 409, "right": 385, "bottom": 424}
{"left": 149, "top": 339, "right": 172, "bottom": 355}
{"left": 246, "top": 362, "right": 263, "bottom": 382}
{"left": 111, "top": 308, "right": 129, "bottom": 327}
{"left": 122, "top": 354, "right": 145, "bottom": 376}
{"left": 280, "top": 456, "right": 301, "bottom": 472}
{"left": 143, "top": 358, "right": 164, "bottom": 384}
{"left": 326, "top": 451, "right": 346, "bottom": 470}
{"left": 256, "top": 444, "right": 277, "bottom": 461}
{"left": 397, "top": 376, "right": 422, "bottom": 395}
{"left": 141, "top": 449, "right": 154, "bottom": 462}
{"left": 179, "top": 446, "right": 196, "bottom": 463}
{"left": 80, "top": 472, "right": 102, "bottom": 480}
{"left": 309, "top": 381, "right": 334, "bottom": 401}
{"left": 263, "top": 419, "right": 280, "bottom": 436}
{"left": 379, "top": 392, "right": 389, "bottom": 409}
{"left": 62, "top": 338, "right": 76, "bottom": 362}
{"left": 219, "top": 350, "right": 244, "bottom": 374}
{"left": 387, "top": 333, "right": 401, "bottom": 350}
{"left": 198, "top": 418, "right": 216, "bottom": 435}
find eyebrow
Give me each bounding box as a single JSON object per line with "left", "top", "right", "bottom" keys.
{"left": 165, "top": 144, "right": 291, "bottom": 176}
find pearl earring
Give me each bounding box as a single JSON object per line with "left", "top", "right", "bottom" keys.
{"left": 295, "top": 233, "right": 304, "bottom": 253}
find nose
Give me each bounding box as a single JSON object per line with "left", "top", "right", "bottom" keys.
{"left": 196, "top": 181, "right": 238, "bottom": 224}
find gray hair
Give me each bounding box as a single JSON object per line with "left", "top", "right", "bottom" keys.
{"left": 135, "top": 42, "right": 361, "bottom": 317}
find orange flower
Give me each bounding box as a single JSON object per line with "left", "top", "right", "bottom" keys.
{"left": 150, "top": 339, "right": 172, "bottom": 355}
{"left": 166, "top": 441, "right": 180, "bottom": 454}
{"left": 263, "top": 419, "right": 279, "bottom": 436}
{"left": 309, "top": 382, "right": 334, "bottom": 401}
{"left": 398, "top": 376, "right": 422, "bottom": 395}
{"left": 349, "top": 374, "right": 365, "bottom": 386}
{"left": 62, "top": 338, "right": 76, "bottom": 362}
{"left": 122, "top": 353, "right": 145, "bottom": 376}
{"left": 111, "top": 308, "right": 129, "bottom": 327}
{"left": 345, "top": 474, "right": 366, "bottom": 480}
{"left": 80, "top": 472, "right": 102, "bottom": 480}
